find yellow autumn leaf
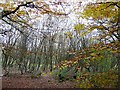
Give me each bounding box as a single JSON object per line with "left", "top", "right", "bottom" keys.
{"left": 43, "top": 73, "right": 47, "bottom": 76}
{"left": 90, "top": 53, "right": 96, "bottom": 57}
{"left": 17, "top": 11, "right": 26, "bottom": 15}
{"left": 74, "top": 24, "right": 85, "bottom": 31}
{"left": 111, "top": 50, "right": 117, "bottom": 53}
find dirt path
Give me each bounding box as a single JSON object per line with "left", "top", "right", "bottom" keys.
{"left": 2, "top": 73, "right": 77, "bottom": 88}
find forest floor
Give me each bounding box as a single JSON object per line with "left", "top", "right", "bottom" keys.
{"left": 2, "top": 73, "right": 78, "bottom": 88}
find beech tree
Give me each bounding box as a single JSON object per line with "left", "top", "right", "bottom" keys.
{"left": 0, "top": 0, "right": 119, "bottom": 88}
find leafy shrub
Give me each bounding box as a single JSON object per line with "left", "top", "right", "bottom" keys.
{"left": 76, "top": 70, "right": 119, "bottom": 88}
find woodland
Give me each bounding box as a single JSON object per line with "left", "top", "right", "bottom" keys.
{"left": 0, "top": 0, "right": 119, "bottom": 88}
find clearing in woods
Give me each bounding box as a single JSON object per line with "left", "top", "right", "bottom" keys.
{"left": 2, "top": 72, "right": 77, "bottom": 88}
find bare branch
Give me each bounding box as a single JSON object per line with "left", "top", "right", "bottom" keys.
{"left": 1, "top": 2, "right": 33, "bottom": 18}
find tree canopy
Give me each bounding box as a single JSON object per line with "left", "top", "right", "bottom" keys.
{"left": 0, "top": 0, "right": 119, "bottom": 88}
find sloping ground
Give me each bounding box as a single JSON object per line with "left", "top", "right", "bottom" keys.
{"left": 0, "top": 77, "right": 2, "bottom": 90}
{"left": 2, "top": 73, "right": 77, "bottom": 88}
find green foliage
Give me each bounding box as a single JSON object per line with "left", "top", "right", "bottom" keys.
{"left": 76, "top": 70, "right": 118, "bottom": 88}
{"left": 56, "top": 41, "right": 119, "bottom": 87}
{"left": 1, "top": 1, "right": 119, "bottom": 88}
{"left": 82, "top": 3, "right": 118, "bottom": 20}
